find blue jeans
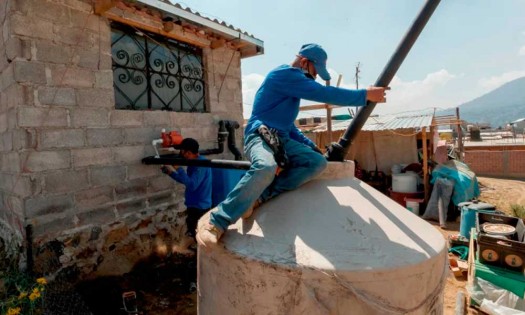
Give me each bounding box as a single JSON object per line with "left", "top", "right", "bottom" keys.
{"left": 210, "top": 133, "right": 327, "bottom": 231}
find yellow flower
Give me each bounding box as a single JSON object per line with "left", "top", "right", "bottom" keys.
{"left": 29, "top": 291, "right": 41, "bottom": 301}
{"left": 18, "top": 291, "right": 28, "bottom": 299}
{"left": 36, "top": 277, "right": 47, "bottom": 285}
{"left": 32, "top": 287, "right": 39, "bottom": 294}
{"left": 7, "top": 307, "right": 21, "bottom": 315}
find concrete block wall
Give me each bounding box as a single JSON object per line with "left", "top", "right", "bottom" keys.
{"left": 0, "top": 0, "right": 245, "bottom": 279}
{"left": 464, "top": 150, "right": 525, "bottom": 178}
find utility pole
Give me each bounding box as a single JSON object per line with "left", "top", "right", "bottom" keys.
{"left": 352, "top": 62, "right": 361, "bottom": 118}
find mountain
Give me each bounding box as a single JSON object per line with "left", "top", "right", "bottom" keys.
{"left": 438, "top": 76, "right": 525, "bottom": 128}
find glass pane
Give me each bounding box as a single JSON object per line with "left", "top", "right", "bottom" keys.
{"left": 113, "top": 68, "right": 148, "bottom": 110}
{"left": 150, "top": 73, "right": 181, "bottom": 111}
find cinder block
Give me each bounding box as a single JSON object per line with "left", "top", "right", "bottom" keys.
{"left": 5, "top": 37, "right": 31, "bottom": 61}
{"left": 115, "top": 179, "right": 147, "bottom": 201}
{"left": 31, "top": 215, "right": 75, "bottom": 238}
{"left": 148, "top": 176, "right": 175, "bottom": 193}
{"left": 110, "top": 110, "right": 143, "bottom": 127}
{"left": 86, "top": 128, "right": 123, "bottom": 147}
{"left": 62, "top": 0, "right": 93, "bottom": 12}
{"left": 1, "top": 152, "right": 21, "bottom": 173}
{"left": 23, "top": 150, "right": 71, "bottom": 172}
{"left": 116, "top": 198, "right": 147, "bottom": 217}
{"left": 143, "top": 111, "right": 170, "bottom": 127}
{"left": 35, "top": 40, "right": 73, "bottom": 65}
{"left": 45, "top": 169, "right": 89, "bottom": 193}
{"left": 0, "top": 66, "right": 15, "bottom": 92}
{"left": 0, "top": 132, "right": 13, "bottom": 152}
{"left": 94, "top": 71, "right": 114, "bottom": 89}
{"left": 54, "top": 27, "right": 95, "bottom": 48}
{"left": 77, "top": 88, "right": 114, "bottom": 108}
{"left": 10, "top": 14, "right": 54, "bottom": 40}
{"left": 69, "top": 10, "right": 102, "bottom": 33}
{"left": 12, "top": 129, "right": 37, "bottom": 150}
{"left": 77, "top": 205, "right": 116, "bottom": 226}
{"left": 76, "top": 49, "right": 102, "bottom": 70}
{"left": 123, "top": 127, "right": 159, "bottom": 145}
{"left": 0, "top": 173, "right": 32, "bottom": 197}
{"left": 71, "top": 108, "right": 109, "bottom": 127}
{"left": 37, "top": 87, "right": 76, "bottom": 106}
{"left": 25, "top": 194, "right": 74, "bottom": 218}
{"left": 31, "top": 0, "right": 69, "bottom": 25}
{"left": 90, "top": 165, "right": 126, "bottom": 186}
{"left": 0, "top": 113, "right": 6, "bottom": 133}
{"left": 128, "top": 164, "right": 160, "bottom": 180}
{"left": 75, "top": 186, "right": 114, "bottom": 210}
{"left": 72, "top": 147, "right": 112, "bottom": 167}
{"left": 18, "top": 107, "right": 68, "bottom": 127}
{"left": 169, "top": 111, "right": 195, "bottom": 127}
{"left": 39, "top": 129, "right": 85, "bottom": 149}
{"left": 14, "top": 61, "right": 46, "bottom": 85}
{"left": 147, "top": 191, "right": 175, "bottom": 210}
{"left": 48, "top": 65, "right": 95, "bottom": 88}
{"left": 112, "top": 145, "right": 145, "bottom": 164}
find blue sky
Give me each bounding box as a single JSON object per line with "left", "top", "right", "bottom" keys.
{"left": 175, "top": 0, "right": 525, "bottom": 118}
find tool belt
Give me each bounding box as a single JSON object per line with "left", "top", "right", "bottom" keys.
{"left": 257, "top": 125, "right": 289, "bottom": 173}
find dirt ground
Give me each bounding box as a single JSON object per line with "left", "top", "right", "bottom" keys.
{"left": 439, "top": 176, "right": 525, "bottom": 315}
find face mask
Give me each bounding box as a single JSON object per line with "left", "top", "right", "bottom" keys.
{"left": 302, "top": 68, "right": 314, "bottom": 80}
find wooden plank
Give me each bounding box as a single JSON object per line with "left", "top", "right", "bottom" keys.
{"left": 103, "top": 11, "right": 210, "bottom": 48}
{"left": 422, "top": 127, "right": 429, "bottom": 203}
{"left": 94, "top": 0, "right": 115, "bottom": 15}
{"left": 299, "top": 104, "right": 330, "bottom": 111}
{"left": 456, "top": 107, "right": 463, "bottom": 161}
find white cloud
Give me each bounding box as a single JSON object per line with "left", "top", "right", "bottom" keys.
{"left": 519, "top": 45, "right": 525, "bottom": 56}
{"left": 241, "top": 73, "right": 265, "bottom": 118}
{"left": 241, "top": 69, "right": 460, "bottom": 118}
{"left": 478, "top": 70, "right": 525, "bottom": 90}
{"left": 376, "top": 69, "right": 456, "bottom": 115}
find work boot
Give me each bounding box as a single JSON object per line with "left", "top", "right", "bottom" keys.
{"left": 196, "top": 221, "right": 224, "bottom": 248}
{"left": 242, "top": 199, "right": 262, "bottom": 219}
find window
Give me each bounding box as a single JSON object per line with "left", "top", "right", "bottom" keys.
{"left": 111, "top": 23, "right": 206, "bottom": 112}
{"left": 298, "top": 118, "right": 307, "bottom": 125}
{"left": 313, "top": 117, "right": 322, "bottom": 123}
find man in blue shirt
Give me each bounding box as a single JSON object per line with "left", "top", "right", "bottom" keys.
{"left": 162, "top": 138, "right": 212, "bottom": 252}
{"left": 197, "top": 43, "right": 388, "bottom": 249}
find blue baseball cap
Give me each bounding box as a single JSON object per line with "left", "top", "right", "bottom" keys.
{"left": 298, "top": 43, "right": 331, "bottom": 81}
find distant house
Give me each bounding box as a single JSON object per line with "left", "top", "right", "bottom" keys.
{"left": 510, "top": 118, "right": 525, "bottom": 133}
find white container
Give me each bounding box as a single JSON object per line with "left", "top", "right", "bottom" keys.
{"left": 198, "top": 162, "right": 446, "bottom": 315}
{"left": 406, "top": 200, "right": 420, "bottom": 215}
{"left": 392, "top": 173, "right": 418, "bottom": 193}
{"left": 391, "top": 164, "right": 402, "bottom": 175}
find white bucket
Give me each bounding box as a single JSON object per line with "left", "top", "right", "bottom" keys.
{"left": 406, "top": 200, "right": 420, "bottom": 215}
{"left": 391, "top": 164, "right": 402, "bottom": 175}
{"left": 392, "top": 173, "right": 418, "bottom": 193}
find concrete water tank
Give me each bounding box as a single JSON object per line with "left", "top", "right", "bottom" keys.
{"left": 197, "top": 161, "right": 447, "bottom": 314}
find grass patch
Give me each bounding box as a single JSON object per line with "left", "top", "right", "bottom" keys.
{"left": 510, "top": 204, "right": 525, "bottom": 219}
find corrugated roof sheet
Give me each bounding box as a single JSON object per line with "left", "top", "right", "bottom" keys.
{"left": 311, "top": 113, "right": 434, "bottom": 133}
{"left": 157, "top": 0, "right": 259, "bottom": 40}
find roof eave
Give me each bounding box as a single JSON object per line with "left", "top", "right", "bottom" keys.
{"left": 136, "top": 0, "right": 264, "bottom": 58}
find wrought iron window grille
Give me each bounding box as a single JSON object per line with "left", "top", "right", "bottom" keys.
{"left": 111, "top": 23, "right": 206, "bottom": 112}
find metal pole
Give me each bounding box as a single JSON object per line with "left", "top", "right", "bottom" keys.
{"left": 326, "top": 0, "right": 441, "bottom": 161}
{"left": 142, "top": 155, "right": 251, "bottom": 170}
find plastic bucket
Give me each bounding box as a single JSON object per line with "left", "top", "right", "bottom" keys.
{"left": 405, "top": 198, "right": 423, "bottom": 216}
{"left": 459, "top": 207, "right": 496, "bottom": 239}
{"left": 392, "top": 173, "right": 418, "bottom": 193}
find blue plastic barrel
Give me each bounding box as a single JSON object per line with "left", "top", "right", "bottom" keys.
{"left": 211, "top": 169, "right": 246, "bottom": 207}
{"left": 459, "top": 202, "right": 495, "bottom": 239}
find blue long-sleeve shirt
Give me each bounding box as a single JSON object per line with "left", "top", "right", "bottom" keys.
{"left": 169, "top": 156, "right": 212, "bottom": 210}
{"left": 245, "top": 64, "right": 368, "bottom": 148}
